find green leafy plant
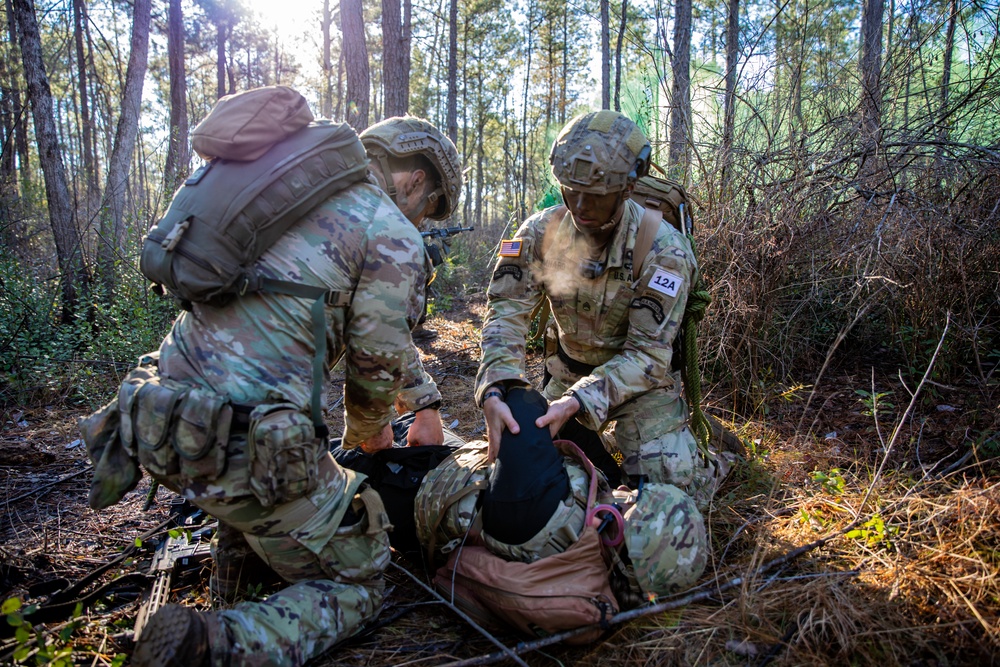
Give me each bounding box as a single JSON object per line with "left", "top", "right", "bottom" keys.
{"left": 855, "top": 389, "right": 894, "bottom": 418}
{"left": 4, "top": 596, "right": 84, "bottom": 666}
{"left": 809, "top": 468, "right": 846, "bottom": 495}
{"left": 847, "top": 514, "right": 898, "bottom": 549}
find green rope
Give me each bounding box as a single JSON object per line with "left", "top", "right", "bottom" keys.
{"left": 681, "top": 233, "right": 712, "bottom": 457}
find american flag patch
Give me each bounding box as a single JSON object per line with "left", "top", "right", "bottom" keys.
{"left": 499, "top": 239, "right": 522, "bottom": 257}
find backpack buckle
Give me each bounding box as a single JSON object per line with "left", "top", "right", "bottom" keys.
{"left": 160, "top": 218, "right": 191, "bottom": 252}
{"left": 324, "top": 290, "right": 351, "bottom": 308}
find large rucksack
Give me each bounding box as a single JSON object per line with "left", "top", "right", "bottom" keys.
{"left": 141, "top": 87, "right": 370, "bottom": 306}
{"left": 629, "top": 163, "right": 694, "bottom": 237}
{"left": 140, "top": 86, "right": 371, "bottom": 434}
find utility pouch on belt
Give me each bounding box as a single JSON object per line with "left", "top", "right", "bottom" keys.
{"left": 248, "top": 403, "right": 321, "bottom": 507}
{"left": 173, "top": 386, "right": 232, "bottom": 481}
{"left": 123, "top": 361, "right": 232, "bottom": 483}
{"left": 133, "top": 377, "right": 187, "bottom": 478}
{"left": 80, "top": 396, "right": 142, "bottom": 511}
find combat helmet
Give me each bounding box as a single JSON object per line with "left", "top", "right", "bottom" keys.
{"left": 414, "top": 440, "right": 490, "bottom": 557}
{"left": 549, "top": 110, "right": 651, "bottom": 196}
{"left": 622, "top": 483, "right": 707, "bottom": 599}
{"left": 360, "top": 116, "right": 463, "bottom": 220}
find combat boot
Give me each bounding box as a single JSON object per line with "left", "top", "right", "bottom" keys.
{"left": 132, "top": 604, "right": 212, "bottom": 667}
{"left": 210, "top": 521, "right": 281, "bottom": 605}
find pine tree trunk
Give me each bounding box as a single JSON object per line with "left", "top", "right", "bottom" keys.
{"left": 163, "top": 0, "right": 189, "bottom": 196}
{"left": 600, "top": 0, "right": 610, "bottom": 109}
{"left": 614, "top": 0, "right": 627, "bottom": 111}
{"left": 97, "top": 0, "right": 150, "bottom": 301}
{"left": 938, "top": 0, "right": 957, "bottom": 146}
{"left": 383, "top": 0, "right": 408, "bottom": 116}
{"left": 721, "top": 0, "right": 739, "bottom": 188}
{"left": 860, "top": 0, "right": 884, "bottom": 152}
{"left": 446, "top": 0, "right": 458, "bottom": 143}
{"left": 322, "top": 0, "right": 332, "bottom": 117}
{"left": 5, "top": 0, "right": 30, "bottom": 184}
{"left": 668, "top": 0, "right": 692, "bottom": 181}
{"left": 341, "top": 0, "right": 370, "bottom": 131}
{"left": 73, "top": 0, "right": 99, "bottom": 210}
{"left": 12, "top": 0, "right": 90, "bottom": 322}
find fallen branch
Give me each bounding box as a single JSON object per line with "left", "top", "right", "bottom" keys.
{"left": 388, "top": 561, "right": 529, "bottom": 667}
{"left": 435, "top": 529, "right": 849, "bottom": 667}
{"left": 4, "top": 465, "right": 92, "bottom": 505}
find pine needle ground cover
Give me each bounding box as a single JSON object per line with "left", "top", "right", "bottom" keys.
{"left": 1, "top": 295, "right": 996, "bottom": 666}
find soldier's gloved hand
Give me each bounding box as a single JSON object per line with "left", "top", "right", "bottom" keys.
{"left": 360, "top": 423, "right": 393, "bottom": 454}
{"left": 407, "top": 408, "right": 445, "bottom": 447}
{"left": 535, "top": 394, "right": 580, "bottom": 439}
{"left": 483, "top": 394, "right": 520, "bottom": 463}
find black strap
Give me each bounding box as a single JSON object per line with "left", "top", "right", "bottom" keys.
{"left": 259, "top": 277, "right": 352, "bottom": 437}
{"left": 556, "top": 337, "right": 598, "bottom": 376}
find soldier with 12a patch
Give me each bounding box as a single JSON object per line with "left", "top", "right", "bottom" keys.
{"left": 475, "top": 111, "right": 724, "bottom": 595}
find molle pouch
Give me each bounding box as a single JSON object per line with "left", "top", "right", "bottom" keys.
{"left": 79, "top": 397, "right": 142, "bottom": 510}
{"left": 173, "top": 387, "right": 232, "bottom": 482}
{"left": 248, "top": 403, "right": 320, "bottom": 507}
{"left": 133, "top": 378, "right": 188, "bottom": 478}
{"left": 117, "top": 363, "right": 160, "bottom": 457}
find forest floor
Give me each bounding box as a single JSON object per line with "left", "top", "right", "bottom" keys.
{"left": 1, "top": 293, "right": 998, "bottom": 667}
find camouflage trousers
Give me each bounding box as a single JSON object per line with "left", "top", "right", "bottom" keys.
{"left": 544, "top": 355, "right": 727, "bottom": 511}
{"left": 154, "top": 448, "right": 391, "bottom": 667}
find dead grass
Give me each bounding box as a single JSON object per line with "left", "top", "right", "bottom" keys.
{"left": 1, "top": 295, "right": 998, "bottom": 667}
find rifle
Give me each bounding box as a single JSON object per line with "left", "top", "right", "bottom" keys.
{"left": 422, "top": 226, "right": 474, "bottom": 267}
{"left": 421, "top": 225, "right": 474, "bottom": 240}
{"left": 133, "top": 518, "right": 214, "bottom": 640}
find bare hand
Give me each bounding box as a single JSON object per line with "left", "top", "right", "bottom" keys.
{"left": 535, "top": 395, "right": 580, "bottom": 439}
{"left": 360, "top": 423, "right": 393, "bottom": 454}
{"left": 407, "top": 408, "right": 445, "bottom": 446}
{"left": 483, "top": 396, "right": 520, "bottom": 462}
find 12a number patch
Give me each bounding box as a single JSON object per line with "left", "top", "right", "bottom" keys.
{"left": 648, "top": 268, "right": 683, "bottom": 297}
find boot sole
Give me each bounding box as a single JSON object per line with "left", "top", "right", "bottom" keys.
{"left": 132, "top": 604, "right": 205, "bottom": 667}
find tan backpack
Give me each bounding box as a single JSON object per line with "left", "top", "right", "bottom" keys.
{"left": 432, "top": 441, "right": 618, "bottom": 645}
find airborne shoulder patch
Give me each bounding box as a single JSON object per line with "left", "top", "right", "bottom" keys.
{"left": 499, "top": 239, "right": 522, "bottom": 257}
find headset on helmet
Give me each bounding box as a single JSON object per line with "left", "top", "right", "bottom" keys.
{"left": 549, "top": 110, "right": 651, "bottom": 196}
{"left": 622, "top": 483, "right": 707, "bottom": 599}
{"left": 360, "top": 116, "right": 463, "bottom": 220}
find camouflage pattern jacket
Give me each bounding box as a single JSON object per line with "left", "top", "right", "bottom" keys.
{"left": 475, "top": 200, "right": 696, "bottom": 431}
{"left": 159, "top": 181, "right": 441, "bottom": 448}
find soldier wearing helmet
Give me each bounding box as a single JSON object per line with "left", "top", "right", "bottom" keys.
{"left": 360, "top": 115, "right": 463, "bottom": 225}
{"left": 476, "top": 110, "right": 722, "bottom": 516}
{"left": 361, "top": 115, "right": 464, "bottom": 344}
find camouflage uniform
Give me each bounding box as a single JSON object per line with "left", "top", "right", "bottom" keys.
{"left": 475, "top": 198, "right": 706, "bottom": 495}
{"left": 145, "top": 180, "right": 436, "bottom": 665}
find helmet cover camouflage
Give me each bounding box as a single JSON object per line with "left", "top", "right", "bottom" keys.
{"left": 360, "top": 116, "right": 463, "bottom": 220}
{"left": 414, "top": 441, "right": 489, "bottom": 554}
{"left": 549, "top": 111, "right": 651, "bottom": 195}
{"left": 623, "top": 483, "right": 707, "bottom": 599}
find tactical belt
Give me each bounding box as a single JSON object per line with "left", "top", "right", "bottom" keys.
{"left": 556, "top": 339, "right": 598, "bottom": 376}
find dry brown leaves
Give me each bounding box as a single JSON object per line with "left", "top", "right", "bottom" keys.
{"left": 1, "top": 295, "right": 998, "bottom": 667}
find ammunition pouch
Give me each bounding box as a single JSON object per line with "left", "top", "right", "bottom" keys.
{"left": 128, "top": 373, "right": 232, "bottom": 484}
{"left": 247, "top": 403, "right": 322, "bottom": 507}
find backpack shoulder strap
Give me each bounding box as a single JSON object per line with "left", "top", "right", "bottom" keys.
{"left": 632, "top": 206, "right": 663, "bottom": 280}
